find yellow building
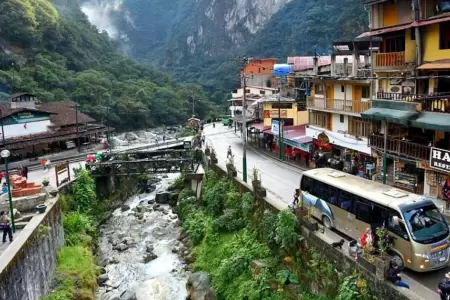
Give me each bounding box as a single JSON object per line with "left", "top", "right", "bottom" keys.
{"left": 359, "top": 0, "right": 450, "bottom": 198}
{"left": 262, "top": 98, "right": 308, "bottom": 127}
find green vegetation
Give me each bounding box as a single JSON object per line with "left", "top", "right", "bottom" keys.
{"left": 0, "top": 0, "right": 216, "bottom": 131}
{"left": 44, "top": 170, "right": 101, "bottom": 300}
{"left": 44, "top": 246, "right": 97, "bottom": 300}
{"left": 175, "top": 171, "right": 375, "bottom": 300}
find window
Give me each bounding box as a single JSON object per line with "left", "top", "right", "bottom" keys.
{"left": 310, "top": 112, "right": 331, "bottom": 130}
{"left": 340, "top": 114, "right": 344, "bottom": 123}
{"left": 440, "top": 22, "right": 450, "bottom": 49}
{"left": 301, "top": 176, "right": 314, "bottom": 194}
{"left": 338, "top": 191, "right": 354, "bottom": 213}
{"left": 383, "top": 36, "right": 405, "bottom": 53}
{"left": 245, "top": 89, "right": 251, "bottom": 94}
{"left": 315, "top": 84, "right": 324, "bottom": 94}
{"left": 341, "top": 85, "right": 345, "bottom": 93}
{"left": 362, "top": 86, "right": 370, "bottom": 98}
{"left": 348, "top": 117, "right": 371, "bottom": 138}
{"left": 356, "top": 199, "right": 372, "bottom": 223}
{"left": 272, "top": 91, "right": 277, "bottom": 94}
{"left": 260, "top": 90, "right": 266, "bottom": 95}
{"left": 272, "top": 103, "right": 292, "bottom": 109}
{"left": 388, "top": 210, "right": 409, "bottom": 240}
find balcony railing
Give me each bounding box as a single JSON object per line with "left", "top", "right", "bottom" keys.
{"left": 307, "top": 97, "right": 371, "bottom": 114}
{"left": 369, "top": 134, "right": 430, "bottom": 161}
{"left": 374, "top": 52, "right": 405, "bottom": 68}
{"left": 376, "top": 92, "right": 450, "bottom": 113}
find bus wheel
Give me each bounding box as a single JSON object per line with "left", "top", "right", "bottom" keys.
{"left": 322, "top": 216, "right": 333, "bottom": 229}
{"left": 391, "top": 252, "right": 405, "bottom": 269}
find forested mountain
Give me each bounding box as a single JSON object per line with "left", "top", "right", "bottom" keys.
{"left": 0, "top": 0, "right": 215, "bottom": 131}
{"left": 80, "top": 0, "right": 369, "bottom": 101}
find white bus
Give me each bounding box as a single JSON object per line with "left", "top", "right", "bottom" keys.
{"left": 299, "top": 168, "right": 450, "bottom": 272}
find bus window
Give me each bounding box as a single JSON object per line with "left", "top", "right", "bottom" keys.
{"left": 338, "top": 191, "right": 353, "bottom": 212}
{"left": 388, "top": 211, "right": 409, "bottom": 240}
{"left": 356, "top": 199, "right": 372, "bottom": 223}
{"left": 372, "top": 205, "right": 389, "bottom": 229}
{"left": 328, "top": 186, "right": 339, "bottom": 205}
{"left": 313, "top": 182, "right": 329, "bottom": 200}
{"left": 301, "top": 176, "right": 314, "bottom": 193}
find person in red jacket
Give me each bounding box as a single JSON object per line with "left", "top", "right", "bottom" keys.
{"left": 360, "top": 228, "right": 375, "bottom": 250}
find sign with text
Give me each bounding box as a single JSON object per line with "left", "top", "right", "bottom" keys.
{"left": 270, "top": 110, "right": 287, "bottom": 118}
{"left": 430, "top": 147, "right": 450, "bottom": 173}
{"left": 272, "top": 120, "right": 280, "bottom": 135}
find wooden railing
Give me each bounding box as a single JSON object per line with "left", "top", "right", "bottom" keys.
{"left": 369, "top": 134, "right": 430, "bottom": 161}
{"left": 376, "top": 92, "right": 450, "bottom": 113}
{"left": 374, "top": 52, "right": 405, "bottom": 68}
{"left": 307, "top": 97, "right": 371, "bottom": 113}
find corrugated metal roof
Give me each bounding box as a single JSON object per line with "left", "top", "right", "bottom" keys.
{"left": 417, "top": 60, "right": 450, "bottom": 70}
{"left": 357, "top": 23, "right": 413, "bottom": 38}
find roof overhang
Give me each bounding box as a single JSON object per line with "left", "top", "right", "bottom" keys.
{"left": 357, "top": 23, "right": 413, "bottom": 38}
{"left": 362, "top": 0, "right": 390, "bottom": 5}
{"left": 417, "top": 62, "right": 450, "bottom": 70}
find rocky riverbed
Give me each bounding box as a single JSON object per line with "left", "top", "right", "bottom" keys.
{"left": 96, "top": 174, "right": 191, "bottom": 300}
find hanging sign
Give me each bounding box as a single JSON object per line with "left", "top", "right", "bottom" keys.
{"left": 430, "top": 147, "right": 450, "bottom": 173}
{"left": 269, "top": 110, "right": 287, "bottom": 118}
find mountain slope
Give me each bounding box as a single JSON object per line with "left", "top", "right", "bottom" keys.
{"left": 0, "top": 0, "right": 215, "bottom": 131}
{"left": 85, "top": 0, "right": 368, "bottom": 101}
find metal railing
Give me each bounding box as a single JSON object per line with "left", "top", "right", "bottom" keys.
{"left": 307, "top": 97, "right": 371, "bottom": 113}
{"left": 369, "top": 134, "right": 430, "bottom": 161}
{"left": 374, "top": 52, "right": 405, "bottom": 68}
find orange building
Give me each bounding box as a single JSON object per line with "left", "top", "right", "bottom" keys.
{"left": 241, "top": 58, "right": 278, "bottom": 88}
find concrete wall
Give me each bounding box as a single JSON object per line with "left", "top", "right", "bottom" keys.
{"left": 0, "top": 193, "right": 46, "bottom": 212}
{"left": 0, "top": 198, "right": 64, "bottom": 300}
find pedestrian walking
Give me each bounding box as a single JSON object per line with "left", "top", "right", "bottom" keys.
{"left": 439, "top": 273, "right": 450, "bottom": 300}
{"left": 23, "top": 166, "right": 28, "bottom": 179}
{"left": 227, "top": 146, "right": 232, "bottom": 158}
{"left": 293, "top": 189, "right": 300, "bottom": 207}
{"left": 0, "top": 211, "right": 13, "bottom": 243}
{"left": 44, "top": 159, "right": 51, "bottom": 171}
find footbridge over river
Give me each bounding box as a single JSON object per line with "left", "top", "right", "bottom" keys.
{"left": 86, "top": 147, "right": 203, "bottom": 176}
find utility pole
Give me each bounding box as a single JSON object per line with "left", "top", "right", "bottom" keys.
{"left": 232, "top": 56, "right": 252, "bottom": 182}
{"left": 191, "top": 92, "right": 195, "bottom": 117}
{"left": 278, "top": 80, "right": 284, "bottom": 160}
{"left": 75, "top": 103, "right": 80, "bottom": 153}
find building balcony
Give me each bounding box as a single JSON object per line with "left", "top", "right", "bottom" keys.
{"left": 307, "top": 97, "right": 371, "bottom": 114}
{"left": 368, "top": 134, "right": 430, "bottom": 161}
{"left": 375, "top": 92, "right": 450, "bottom": 113}
{"left": 374, "top": 52, "right": 406, "bottom": 70}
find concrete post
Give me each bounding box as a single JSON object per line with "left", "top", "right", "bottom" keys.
{"left": 330, "top": 54, "right": 336, "bottom": 77}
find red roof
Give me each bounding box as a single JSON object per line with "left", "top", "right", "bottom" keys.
{"left": 38, "top": 102, "right": 96, "bottom": 126}
{"left": 357, "top": 23, "right": 413, "bottom": 38}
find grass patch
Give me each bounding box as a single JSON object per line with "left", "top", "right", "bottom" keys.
{"left": 44, "top": 246, "right": 97, "bottom": 300}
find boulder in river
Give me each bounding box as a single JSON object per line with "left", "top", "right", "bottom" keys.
{"left": 102, "top": 292, "right": 120, "bottom": 300}
{"left": 143, "top": 252, "right": 158, "bottom": 263}
{"left": 155, "top": 192, "right": 170, "bottom": 204}
{"left": 147, "top": 198, "right": 155, "bottom": 204}
{"left": 121, "top": 205, "right": 130, "bottom": 211}
{"left": 113, "top": 243, "right": 129, "bottom": 252}
{"left": 97, "top": 274, "right": 109, "bottom": 286}
{"left": 186, "top": 272, "right": 217, "bottom": 300}
{"left": 120, "top": 290, "right": 137, "bottom": 300}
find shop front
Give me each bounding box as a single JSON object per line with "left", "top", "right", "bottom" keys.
{"left": 426, "top": 147, "right": 450, "bottom": 208}
{"left": 392, "top": 159, "right": 425, "bottom": 195}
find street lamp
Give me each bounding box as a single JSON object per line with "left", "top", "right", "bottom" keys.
{"left": 1, "top": 149, "right": 15, "bottom": 233}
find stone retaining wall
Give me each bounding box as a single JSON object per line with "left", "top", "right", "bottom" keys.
{"left": 0, "top": 197, "right": 64, "bottom": 300}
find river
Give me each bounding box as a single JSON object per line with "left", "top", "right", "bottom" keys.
{"left": 96, "top": 173, "right": 189, "bottom": 300}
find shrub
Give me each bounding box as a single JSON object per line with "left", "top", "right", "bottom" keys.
{"left": 63, "top": 212, "right": 96, "bottom": 247}
{"left": 183, "top": 211, "right": 211, "bottom": 246}
{"left": 213, "top": 208, "right": 244, "bottom": 233}
{"left": 44, "top": 246, "right": 97, "bottom": 300}
{"left": 70, "top": 170, "right": 97, "bottom": 213}
{"left": 275, "top": 210, "right": 299, "bottom": 254}
{"left": 168, "top": 174, "right": 185, "bottom": 191}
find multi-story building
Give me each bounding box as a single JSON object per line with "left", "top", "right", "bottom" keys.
{"left": 241, "top": 58, "right": 278, "bottom": 88}
{"left": 359, "top": 0, "right": 450, "bottom": 202}
{"left": 304, "top": 41, "right": 377, "bottom": 174}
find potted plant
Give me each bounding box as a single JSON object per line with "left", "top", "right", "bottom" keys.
{"left": 251, "top": 168, "right": 266, "bottom": 197}
{"left": 36, "top": 204, "right": 47, "bottom": 214}
{"left": 358, "top": 247, "right": 377, "bottom": 274}
{"left": 210, "top": 148, "right": 218, "bottom": 164}
{"left": 302, "top": 205, "right": 319, "bottom": 231}
{"left": 226, "top": 156, "right": 237, "bottom": 177}
{"left": 42, "top": 178, "right": 50, "bottom": 187}
{"left": 49, "top": 189, "right": 58, "bottom": 197}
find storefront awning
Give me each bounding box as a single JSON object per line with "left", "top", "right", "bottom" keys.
{"left": 250, "top": 122, "right": 269, "bottom": 131}
{"left": 357, "top": 23, "right": 413, "bottom": 38}
{"left": 268, "top": 125, "right": 312, "bottom": 151}
{"left": 361, "top": 108, "right": 418, "bottom": 125}
{"left": 417, "top": 62, "right": 450, "bottom": 70}
{"left": 410, "top": 112, "right": 450, "bottom": 132}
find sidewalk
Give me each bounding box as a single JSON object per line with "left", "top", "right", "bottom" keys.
{"left": 247, "top": 140, "right": 450, "bottom": 220}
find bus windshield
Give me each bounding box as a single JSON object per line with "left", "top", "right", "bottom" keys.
{"left": 402, "top": 204, "right": 449, "bottom": 244}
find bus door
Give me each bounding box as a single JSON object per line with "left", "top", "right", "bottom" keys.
{"left": 386, "top": 210, "right": 411, "bottom": 267}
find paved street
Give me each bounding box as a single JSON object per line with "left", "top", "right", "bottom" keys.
{"left": 204, "top": 123, "right": 440, "bottom": 300}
